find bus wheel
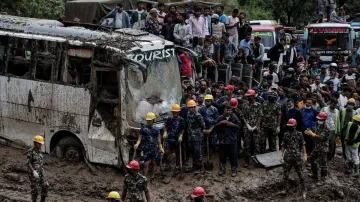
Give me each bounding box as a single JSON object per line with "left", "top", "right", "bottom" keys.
{"left": 56, "top": 136, "right": 84, "bottom": 162}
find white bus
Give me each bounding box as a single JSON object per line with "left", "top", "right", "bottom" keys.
{"left": 0, "top": 15, "right": 182, "bottom": 167}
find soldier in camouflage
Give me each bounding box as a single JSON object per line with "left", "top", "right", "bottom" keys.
{"left": 26, "top": 135, "right": 48, "bottom": 202}
{"left": 198, "top": 94, "right": 219, "bottom": 150}
{"left": 280, "top": 119, "right": 307, "bottom": 198}
{"left": 122, "top": 160, "right": 150, "bottom": 202}
{"left": 305, "top": 112, "right": 331, "bottom": 185}
{"left": 186, "top": 100, "right": 206, "bottom": 173}
{"left": 242, "top": 89, "right": 263, "bottom": 167}
{"left": 261, "top": 91, "right": 281, "bottom": 153}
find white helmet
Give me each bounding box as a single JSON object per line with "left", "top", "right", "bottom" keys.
{"left": 330, "top": 63, "right": 337, "bottom": 68}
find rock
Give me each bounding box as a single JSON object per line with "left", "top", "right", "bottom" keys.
{"left": 335, "top": 190, "right": 345, "bottom": 199}
{"left": 4, "top": 173, "right": 20, "bottom": 182}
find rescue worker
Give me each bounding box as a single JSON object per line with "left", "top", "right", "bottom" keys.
{"left": 107, "top": 191, "right": 121, "bottom": 202}
{"left": 280, "top": 119, "right": 307, "bottom": 198}
{"left": 190, "top": 187, "right": 206, "bottom": 202}
{"left": 305, "top": 112, "right": 330, "bottom": 185}
{"left": 215, "top": 104, "right": 241, "bottom": 176}
{"left": 215, "top": 85, "right": 235, "bottom": 114}
{"left": 341, "top": 115, "right": 360, "bottom": 176}
{"left": 339, "top": 98, "right": 356, "bottom": 160}
{"left": 186, "top": 100, "right": 206, "bottom": 173}
{"left": 198, "top": 94, "right": 219, "bottom": 152}
{"left": 163, "top": 104, "right": 185, "bottom": 172}
{"left": 27, "top": 135, "right": 48, "bottom": 202}
{"left": 261, "top": 91, "right": 281, "bottom": 152}
{"left": 134, "top": 112, "right": 164, "bottom": 179}
{"left": 242, "top": 89, "right": 263, "bottom": 167}
{"left": 230, "top": 98, "right": 244, "bottom": 155}
{"left": 121, "top": 160, "right": 150, "bottom": 202}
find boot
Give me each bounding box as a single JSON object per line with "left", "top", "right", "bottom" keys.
{"left": 352, "top": 164, "right": 359, "bottom": 177}
{"left": 40, "top": 196, "right": 46, "bottom": 202}
{"left": 346, "top": 162, "right": 353, "bottom": 174}
{"left": 243, "top": 157, "right": 249, "bottom": 168}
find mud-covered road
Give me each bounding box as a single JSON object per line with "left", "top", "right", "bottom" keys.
{"left": 0, "top": 145, "right": 359, "bottom": 202}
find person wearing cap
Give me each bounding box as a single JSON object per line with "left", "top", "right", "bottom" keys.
{"left": 190, "top": 187, "right": 206, "bottom": 202}
{"left": 27, "top": 135, "right": 48, "bottom": 202}
{"left": 163, "top": 104, "right": 185, "bottom": 172}
{"left": 242, "top": 89, "right": 263, "bottom": 167}
{"left": 134, "top": 112, "right": 164, "bottom": 179}
{"left": 261, "top": 91, "right": 281, "bottom": 153}
{"left": 214, "top": 103, "right": 241, "bottom": 176}
{"left": 305, "top": 112, "right": 330, "bottom": 185}
{"left": 174, "top": 13, "right": 191, "bottom": 46}
{"left": 285, "top": 39, "right": 298, "bottom": 68}
{"left": 131, "top": 2, "right": 147, "bottom": 29}
{"left": 145, "top": 8, "right": 161, "bottom": 35}
{"left": 215, "top": 85, "right": 235, "bottom": 114}
{"left": 101, "top": 3, "right": 130, "bottom": 29}
{"left": 199, "top": 94, "right": 219, "bottom": 152}
{"left": 280, "top": 119, "right": 307, "bottom": 197}
{"left": 340, "top": 115, "right": 360, "bottom": 176}
{"left": 186, "top": 100, "right": 206, "bottom": 173}
{"left": 121, "top": 160, "right": 150, "bottom": 202}
{"left": 107, "top": 191, "right": 121, "bottom": 202}
{"left": 211, "top": 13, "right": 225, "bottom": 37}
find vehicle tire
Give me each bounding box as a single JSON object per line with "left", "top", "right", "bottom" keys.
{"left": 55, "top": 136, "right": 84, "bottom": 162}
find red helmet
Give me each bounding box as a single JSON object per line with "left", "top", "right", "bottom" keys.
{"left": 191, "top": 187, "right": 206, "bottom": 198}
{"left": 126, "top": 160, "right": 140, "bottom": 170}
{"left": 316, "top": 112, "right": 328, "bottom": 120}
{"left": 286, "top": 119, "right": 297, "bottom": 127}
{"left": 245, "top": 89, "right": 256, "bottom": 96}
{"left": 229, "top": 98, "right": 238, "bottom": 109}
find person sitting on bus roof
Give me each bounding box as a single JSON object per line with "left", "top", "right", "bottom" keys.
{"left": 101, "top": 3, "right": 130, "bottom": 29}
{"left": 268, "top": 38, "right": 286, "bottom": 64}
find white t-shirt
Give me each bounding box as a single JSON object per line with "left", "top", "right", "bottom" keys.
{"left": 263, "top": 72, "right": 279, "bottom": 84}
{"left": 204, "top": 16, "right": 210, "bottom": 35}
{"left": 114, "top": 12, "right": 123, "bottom": 29}
{"left": 310, "top": 83, "right": 325, "bottom": 92}
{"left": 226, "top": 16, "right": 239, "bottom": 36}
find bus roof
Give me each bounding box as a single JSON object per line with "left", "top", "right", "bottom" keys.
{"left": 308, "top": 23, "right": 352, "bottom": 28}
{"left": 251, "top": 26, "right": 275, "bottom": 32}
{"left": 249, "top": 20, "right": 277, "bottom": 26}
{"left": 0, "top": 15, "right": 173, "bottom": 53}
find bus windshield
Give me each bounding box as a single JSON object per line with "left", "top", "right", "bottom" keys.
{"left": 308, "top": 33, "right": 351, "bottom": 50}
{"left": 251, "top": 31, "right": 274, "bottom": 48}
{"left": 125, "top": 54, "right": 181, "bottom": 126}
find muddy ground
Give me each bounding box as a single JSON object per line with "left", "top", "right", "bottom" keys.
{"left": 0, "top": 145, "right": 359, "bottom": 202}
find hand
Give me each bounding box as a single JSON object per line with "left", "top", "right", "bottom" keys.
{"left": 280, "top": 152, "right": 283, "bottom": 163}
{"left": 304, "top": 129, "right": 310, "bottom": 135}
{"left": 163, "top": 131, "right": 168, "bottom": 139}
{"left": 33, "top": 170, "right": 39, "bottom": 179}
{"left": 303, "top": 153, "right": 308, "bottom": 163}
{"left": 178, "top": 135, "right": 183, "bottom": 142}
{"left": 221, "top": 120, "right": 229, "bottom": 125}
{"left": 226, "top": 122, "right": 233, "bottom": 126}
{"left": 159, "top": 144, "right": 164, "bottom": 154}
{"left": 276, "top": 126, "right": 280, "bottom": 134}
{"left": 251, "top": 126, "right": 258, "bottom": 132}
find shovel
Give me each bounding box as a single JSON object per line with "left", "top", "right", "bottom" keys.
{"left": 204, "top": 137, "right": 214, "bottom": 171}
{"left": 178, "top": 143, "right": 185, "bottom": 180}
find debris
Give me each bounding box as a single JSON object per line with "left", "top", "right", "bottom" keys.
{"left": 334, "top": 189, "right": 345, "bottom": 199}
{"left": 4, "top": 173, "right": 20, "bottom": 182}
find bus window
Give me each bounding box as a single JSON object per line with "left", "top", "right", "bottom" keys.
{"left": 0, "top": 36, "right": 7, "bottom": 74}
{"left": 35, "top": 40, "right": 56, "bottom": 81}
{"left": 64, "top": 48, "right": 92, "bottom": 85}
{"left": 7, "top": 38, "right": 31, "bottom": 78}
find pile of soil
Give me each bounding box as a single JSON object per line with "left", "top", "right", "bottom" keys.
{"left": 0, "top": 146, "right": 359, "bottom": 202}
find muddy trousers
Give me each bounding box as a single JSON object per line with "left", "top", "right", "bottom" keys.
{"left": 29, "top": 172, "right": 48, "bottom": 201}
{"left": 345, "top": 145, "right": 360, "bottom": 165}
{"left": 283, "top": 158, "right": 305, "bottom": 192}
{"left": 190, "top": 141, "right": 203, "bottom": 169}
{"left": 219, "top": 144, "right": 238, "bottom": 172}
{"left": 261, "top": 127, "right": 276, "bottom": 153}
{"left": 243, "top": 128, "right": 261, "bottom": 157}
{"left": 327, "top": 130, "right": 336, "bottom": 161}
{"left": 310, "top": 151, "right": 328, "bottom": 180}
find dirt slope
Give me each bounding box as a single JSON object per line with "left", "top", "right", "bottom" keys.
{"left": 0, "top": 145, "right": 359, "bottom": 202}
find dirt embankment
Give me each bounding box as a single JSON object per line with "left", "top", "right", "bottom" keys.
{"left": 0, "top": 145, "right": 359, "bottom": 202}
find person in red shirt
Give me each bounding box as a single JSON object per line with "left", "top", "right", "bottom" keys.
{"left": 179, "top": 52, "right": 192, "bottom": 80}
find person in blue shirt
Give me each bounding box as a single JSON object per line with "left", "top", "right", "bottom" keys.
{"left": 134, "top": 112, "right": 164, "bottom": 179}
{"left": 101, "top": 3, "right": 130, "bottom": 29}
{"left": 239, "top": 34, "right": 252, "bottom": 56}
{"left": 216, "top": 6, "right": 227, "bottom": 23}
{"left": 301, "top": 98, "right": 319, "bottom": 155}
{"left": 163, "top": 104, "right": 185, "bottom": 172}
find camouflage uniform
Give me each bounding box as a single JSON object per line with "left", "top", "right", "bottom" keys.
{"left": 27, "top": 147, "right": 48, "bottom": 201}
{"left": 140, "top": 125, "right": 160, "bottom": 162}
{"left": 309, "top": 124, "right": 331, "bottom": 180}
{"left": 282, "top": 130, "right": 306, "bottom": 192}
{"left": 242, "top": 101, "right": 263, "bottom": 157}
{"left": 198, "top": 105, "right": 219, "bottom": 147}
{"left": 261, "top": 100, "right": 281, "bottom": 152}
{"left": 164, "top": 116, "right": 185, "bottom": 166}
{"left": 187, "top": 111, "right": 205, "bottom": 170}
{"left": 123, "top": 173, "right": 148, "bottom": 202}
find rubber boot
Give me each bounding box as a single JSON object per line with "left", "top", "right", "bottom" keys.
{"left": 243, "top": 157, "right": 249, "bottom": 168}
{"left": 346, "top": 162, "right": 353, "bottom": 174}
{"left": 40, "top": 196, "right": 46, "bottom": 202}
{"left": 309, "top": 163, "right": 318, "bottom": 179}
{"left": 352, "top": 164, "right": 359, "bottom": 177}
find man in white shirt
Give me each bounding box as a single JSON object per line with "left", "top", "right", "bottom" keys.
{"left": 285, "top": 39, "right": 297, "bottom": 67}
{"left": 173, "top": 14, "right": 191, "bottom": 46}
{"left": 202, "top": 7, "right": 211, "bottom": 36}
{"left": 157, "top": 3, "right": 166, "bottom": 28}
{"left": 211, "top": 14, "right": 226, "bottom": 37}
{"left": 188, "top": 7, "right": 205, "bottom": 45}
{"left": 225, "top": 9, "right": 240, "bottom": 47}
{"left": 310, "top": 76, "right": 325, "bottom": 92}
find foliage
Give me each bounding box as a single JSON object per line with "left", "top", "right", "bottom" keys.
{"left": 239, "top": 0, "right": 273, "bottom": 20}
{"left": 0, "top": 0, "right": 65, "bottom": 19}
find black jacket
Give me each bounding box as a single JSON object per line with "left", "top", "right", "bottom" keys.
{"left": 215, "top": 114, "right": 240, "bottom": 144}
{"left": 268, "top": 42, "right": 284, "bottom": 62}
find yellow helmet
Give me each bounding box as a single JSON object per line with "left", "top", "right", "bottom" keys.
{"left": 33, "top": 135, "right": 44, "bottom": 144}
{"left": 145, "top": 112, "right": 156, "bottom": 121}
{"left": 204, "top": 94, "right": 214, "bottom": 100}
{"left": 171, "top": 104, "right": 181, "bottom": 112}
{"left": 107, "top": 191, "right": 121, "bottom": 199}
{"left": 353, "top": 115, "right": 360, "bottom": 122}
{"left": 186, "top": 100, "right": 196, "bottom": 107}
{"left": 348, "top": 98, "right": 356, "bottom": 105}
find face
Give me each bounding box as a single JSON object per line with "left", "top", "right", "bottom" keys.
{"left": 172, "top": 111, "right": 179, "bottom": 117}
{"left": 353, "top": 93, "right": 359, "bottom": 100}
{"left": 167, "top": 16, "right": 173, "bottom": 23}
{"left": 200, "top": 82, "right": 207, "bottom": 90}
{"left": 347, "top": 103, "right": 354, "bottom": 110}
{"left": 216, "top": 7, "right": 222, "bottom": 14}
{"left": 353, "top": 48, "right": 357, "bottom": 53}
{"left": 305, "top": 100, "right": 312, "bottom": 108}
{"left": 232, "top": 12, "right": 237, "bottom": 17}
{"left": 195, "top": 10, "right": 201, "bottom": 17}
{"left": 315, "top": 76, "right": 321, "bottom": 84}
{"left": 147, "top": 120, "right": 154, "bottom": 126}
{"left": 116, "top": 6, "right": 123, "bottom": 12}
{"left": 287, "top": 101, "right": 294, "bottom": 109}
{"left": 224, "top": 108, "right": 232, "bottom": 116}
{"left": 188, "top": 106, "right": 195, "bottom": 113}
{"left": 170, "top": 7, "right": 176, "bottom": 12}
{"left": 204, "top": 9, "right": 210, "bottom": 16}
{"left": 245, "top": 35, "right": 251, "bottom": 42}
{"left": 330, "top": 102, "right": 337, "bottom": 109}
{"left": 159, "top": 6, "right": 164, "bottom": 12}
{"left": 301, "top": 77, "right": 309, "bottom": 86}
{"left": 138, "top": 3, "right": 144, "bottom": 10}
{"left": 204, "top": 40, "right": 210, "bottom": 47}
{"left": 220, "top": 39, "right": 225, "bottom": 45}
{"left": 240, "top": 13, "right": 245, "bottom": 18}
{"left": 198, "top": 95, "right": 204, "bottom": 104}
{"left": 34, "top": 142, "right": 42, "bottom": 150}
{"left": 195, "top": 81, "right": 200, "bottom": 88}
{"left": 255, "top": 39, "right": 260, "bottom": 45}
{"left": 205, "top": 99, "right": 212, "bottom": 106}
{"left": 280, "top": 40, "right": 286, "bottom": 45}
{"left": 225, "top": 89, "right": 232, "bottom": 95}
